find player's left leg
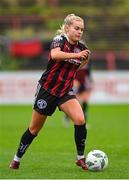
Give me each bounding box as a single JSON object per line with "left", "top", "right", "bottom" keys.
{"left": 59, "top": 98, "right": 88, "bottom": 170}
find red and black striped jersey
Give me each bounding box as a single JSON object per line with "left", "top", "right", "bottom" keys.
{"left": 39, "top": 34, "right": 88, "bottom": 97}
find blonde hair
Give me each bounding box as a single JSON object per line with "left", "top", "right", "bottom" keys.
{"left": 56, "top": 14, "right": 84, "bottom": 35}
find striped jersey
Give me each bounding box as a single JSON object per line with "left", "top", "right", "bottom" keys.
{"left": 39, "top": 34, "right": 88, "bottom": 97}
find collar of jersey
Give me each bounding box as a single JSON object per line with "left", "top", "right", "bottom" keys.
{"left": 63, "top": 33, "right": 78, "bottom": 46}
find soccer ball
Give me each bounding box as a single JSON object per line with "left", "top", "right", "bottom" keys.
{"left": 86, "top": 150, "right": 108, "bottom": 171}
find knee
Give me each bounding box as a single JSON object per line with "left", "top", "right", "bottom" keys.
{"left": 29, "top": 126, "right": 41, "bottom": 136}
{"left": 29, "top": 127, "right": 37, "bottom": 136}
{"left": 74, "top": 114, "right": 85, "bottom": 125}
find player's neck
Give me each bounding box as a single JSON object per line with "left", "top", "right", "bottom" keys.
{"left": 64, "top": 33, "right": 77, "bottom": 45}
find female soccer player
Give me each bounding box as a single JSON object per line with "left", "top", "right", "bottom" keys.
{"left": 10, "top": 13, "right": 91, "bottom": 170}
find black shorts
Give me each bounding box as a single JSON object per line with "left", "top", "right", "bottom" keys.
{"left": 33, "top": 83, "right": 76, "bottom": 116}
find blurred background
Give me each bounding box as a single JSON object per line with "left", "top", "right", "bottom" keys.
{"left": 0, "top": 0, "right": 129, "bottom": 103}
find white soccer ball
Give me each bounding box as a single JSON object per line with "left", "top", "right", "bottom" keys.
{"left": 86, "top": 150, "right": 108, "bottom": 171}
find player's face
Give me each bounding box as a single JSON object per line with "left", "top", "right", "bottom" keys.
{"left": 66, "top": 20, "right": 84, "bottom": 44}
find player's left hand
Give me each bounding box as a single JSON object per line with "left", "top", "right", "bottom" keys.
{"left": 79, "top": 50, "right": 91, "bottom": 68}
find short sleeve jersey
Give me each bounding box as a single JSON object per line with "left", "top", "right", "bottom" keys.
{"left": 39, "top": 34, "right": 88, "bottom": 97}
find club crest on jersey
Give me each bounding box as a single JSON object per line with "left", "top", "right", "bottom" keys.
{"left": 37, "top": 99, "right": 47, "bottom": 109}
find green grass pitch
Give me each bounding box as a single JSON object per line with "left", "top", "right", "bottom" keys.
{"left": 0, "top": 104, "right": 129, "bottom": 179}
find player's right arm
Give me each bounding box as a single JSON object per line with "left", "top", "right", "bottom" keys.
{"left": 51, "top": 47, "right": 89, "bottom": 61}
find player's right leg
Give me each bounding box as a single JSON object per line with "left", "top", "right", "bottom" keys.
{"left": 9, "top": 110, "right": 47, "bottom": 170}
